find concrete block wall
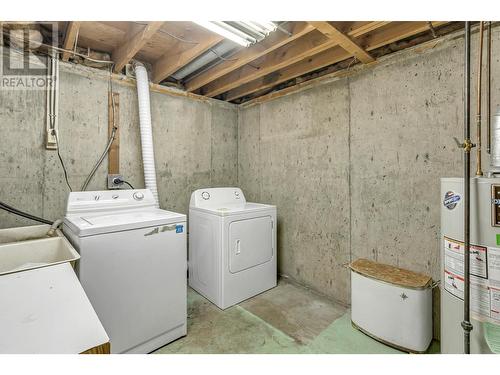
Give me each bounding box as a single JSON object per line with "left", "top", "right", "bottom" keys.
{"left": 0, "top": 59, "right": 238, "bottom": 228}
{"left": 238, "top": 25, "right": 500, "bottom": 337}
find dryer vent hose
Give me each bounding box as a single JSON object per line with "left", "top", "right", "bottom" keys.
{"left": 135, "top": 63, "right": 160, "bottom": 207}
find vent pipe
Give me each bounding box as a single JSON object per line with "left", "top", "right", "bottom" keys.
{"left": 135, "top": 63, "right": 160, "bottom": 207}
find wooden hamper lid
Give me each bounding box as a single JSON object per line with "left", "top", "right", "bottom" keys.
{"left": 350, "top": 258, "right": 432, "bottom": 289}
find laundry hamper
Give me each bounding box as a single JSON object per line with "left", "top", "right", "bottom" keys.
{"left": 350, "top": 259, "right": 433, "bottom": 353}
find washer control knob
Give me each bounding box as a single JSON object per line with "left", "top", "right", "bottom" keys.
{"left": 201, "top": 191, "right": 210, "bottom": 200}
{"left": 133, "top": 191, "right": 144, "bottom": 201}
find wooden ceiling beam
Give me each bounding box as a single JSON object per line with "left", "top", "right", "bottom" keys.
{"left": 61, "top": 22, "right": 81, "bottom": 61}
{"left": 152, "top": 34, "right": 224, "bottom": 84}
{"left": 200, "top": 21, "right": 388, "bottom": 98}
{"left": 225, "top": 46, "right": 351, "bottom": 101}
{"left": 112, "top": 21, "right": 164, "bottom": 73}
{"left": 184, "top": 22, "right": 315, "bottom": 92}
{"left": 225, "top": 21, "right": 449, "bottom": 102}
{"left": 345, "top": 21, "right": 391, "bottom": 38}
{"left": 200, "top": 31, "right": 338, "bottom": 97}
{"left": 309, "top": 21, "right": 374, "bottom": 63}
{"left": 360, "top": 21, "right": 447, "bottom": 51}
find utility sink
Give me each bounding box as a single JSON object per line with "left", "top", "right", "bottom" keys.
{"left": 0, "top": 225, "right": 79, "bottom": 276}
{"left": 0, "top": 224, "right": 60, "bottom": 244}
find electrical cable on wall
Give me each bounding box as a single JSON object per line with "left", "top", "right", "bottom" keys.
{"left": 80, "top": 64, "right": 118, "bottom": 191}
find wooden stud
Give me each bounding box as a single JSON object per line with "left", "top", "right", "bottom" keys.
{"left": 152, "top": 34, "right": 224, "bottom": 84}
{"left": 108, "top": 92, "right": 120, "bottom": 175}
{"left": 112, "top": 21, "right": 164, "bottom": 73}
{"left": 309, "top": 21, "right": 374, "bottom": 63}
{"left": 62, "top": 22, "right": 81, "bottom": 61}
{"left": 184, "top": 22, "right": 315, "bottom": 92}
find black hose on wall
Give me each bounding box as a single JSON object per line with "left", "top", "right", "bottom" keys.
{"left": 0, "top": 201, "right": 53, "bottom": 225}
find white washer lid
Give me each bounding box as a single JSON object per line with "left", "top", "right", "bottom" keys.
{"left": 64, "top": 208, "right": 186, "bottom": 237}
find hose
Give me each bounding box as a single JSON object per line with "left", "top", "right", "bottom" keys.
{"left": 0, "top": 201, "right": 53, "bottom": 225}
{"left": 80, "top": 125, "right": 117, "bottom": 191}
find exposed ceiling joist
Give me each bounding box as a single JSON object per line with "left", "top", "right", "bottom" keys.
{"left": 152, "top": 34, "right": 224, "bottom": 84}
{"left": 112, "top": 21, "right": 164, "bottom": 72}
{"left": 62, "top": 21, "right": 81, "bottom": 61}
{"left": 201, "top": 21, "right": 389, "bottom": 98}
{"left": 225, "top": 46, "right": 351, "bottom": 101}
{"left": 184, "top": 22, "right": 315, "bottom": 92}
{"left": 360, "top": 21, "right": 447, "bottom": 51}
{"left": 309, "top": 21, "right": 374, "bottom": 63}
{"left": 346, "top": 21, "right": 391, "bottom": 38}
{"left": 200, "top": 31, "right": 339, "bottom": 97}
{"left": 225, "top": 21, "right": 449, "bottom": 102}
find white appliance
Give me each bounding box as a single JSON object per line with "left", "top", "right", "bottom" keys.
{"left": 189, "top": 187, "right": 276, "bottom": 309}
{"left": 441, "top": 177, "right": 500, "bottom": 353}
{"left": 63, "top": 189, "right": 187, "bottom": 354}
{"left": 350, "top": 259, "right": 433, "bottom": 353}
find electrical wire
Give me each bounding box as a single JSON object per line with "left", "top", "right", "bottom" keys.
{"left": 80, "top": 126, "right": 117, "bottom": 191}
{"left": 80, "top": 64, "right": 117, "bottom": 191}
{"left": 53, "top": 130, "right": 73, "bottom": 192}
{"left": 121, "top": 180, "right": 135, "bottom": 189}
{"left": 47, "top": 53, "right": 73, "bottom": 192}
{"left": 5, "top": 32, "right": 114, "bottom": 64}
{"left": 0, "top": 201, "right": 53, "bottom": 225}
{"left": 134, "top": 22, "right": 239, "bottom": 63}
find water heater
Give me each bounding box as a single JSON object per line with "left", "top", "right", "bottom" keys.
{"left": 441, "top": 177, "right": 500, "bottom": 353}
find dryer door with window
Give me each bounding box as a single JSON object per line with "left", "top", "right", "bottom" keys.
{"left": 228, "top": 215, "right": 273, "bottom": 273}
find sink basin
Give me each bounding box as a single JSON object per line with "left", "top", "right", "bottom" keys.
{"left": 0, "top": 235, "right": 80, "bottom": 276}
{"left": 0, "top": 224, "right": 62, "bottom": 244}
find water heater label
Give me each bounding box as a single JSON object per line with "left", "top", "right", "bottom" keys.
{"left": 443, "top": 191, "right": 461, "bottom": 210}
{"left": 443, "top": 236, "right": 500, "bottom": 323}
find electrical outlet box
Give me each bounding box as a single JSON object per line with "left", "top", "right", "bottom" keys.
{"left": 107, "top": 174, "right": 124, "bottom": 189}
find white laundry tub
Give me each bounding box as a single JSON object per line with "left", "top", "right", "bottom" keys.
{"left": 0, "top": 225, "right": 79, "bottom": 276}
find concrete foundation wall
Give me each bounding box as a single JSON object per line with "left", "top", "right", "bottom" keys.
{"left": 238, "top": 26, "right": 500, "bottom": 337}
{"left": 0, "top": 59, "right": 238, "bottom": 228}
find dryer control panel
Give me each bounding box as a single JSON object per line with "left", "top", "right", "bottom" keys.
{"left": 190, "top": 187, "right": 246, "bottom": 208}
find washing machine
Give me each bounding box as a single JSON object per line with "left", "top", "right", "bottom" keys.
{"left": 189, "top": 187, "right": 277, "bottom": 309}
{"left": 63, "top": 189, "right": 187, "bottom": 354}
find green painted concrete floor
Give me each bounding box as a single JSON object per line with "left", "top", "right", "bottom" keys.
{"left": 153, "top": 279, "right": 440, "bottom": 354}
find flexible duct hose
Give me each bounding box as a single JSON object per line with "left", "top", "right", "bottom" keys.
{"left": 135, "top": 64, "right": 160, "bottom": 207}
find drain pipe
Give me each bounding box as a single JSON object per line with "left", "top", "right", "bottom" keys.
{"left": 461, "top": 21, "right": 473, "bottom": 354}
{"left": 134, "top": 63, "right": 160, "bottom": 207}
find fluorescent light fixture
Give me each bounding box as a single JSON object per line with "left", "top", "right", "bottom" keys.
{"left": 194, "top": 21, "right": 251, "bottom": 47}
{"left": 194, "top": 21, "right": 278, "bottom": 48}
{"left": 250, "top": 21, "right": 277, "bottom": 33}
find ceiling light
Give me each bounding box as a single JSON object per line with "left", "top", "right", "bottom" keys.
{"left": 194, "top": 21, "right": 277, "bottom": 48}
{"left": 194, "top": 21, "right": 252, "bottom": 47}
{"left": 251, "top": 21, "right": 278, "bottom": 33}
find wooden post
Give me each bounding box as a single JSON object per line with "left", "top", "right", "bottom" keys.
{"left": 108, "top": 92, "right": 120, "bottom": 174}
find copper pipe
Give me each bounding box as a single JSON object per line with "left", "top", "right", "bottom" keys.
{"left": 476, "top": 22, "right": 485, "bottom": 176}
{"left": 487, "top": 22, "right": 492, "bottom": 154}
